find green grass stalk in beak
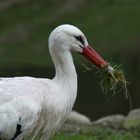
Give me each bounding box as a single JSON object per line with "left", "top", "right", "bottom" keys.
{"left": 82, "top": 62, "right": 132, "bottom": 108}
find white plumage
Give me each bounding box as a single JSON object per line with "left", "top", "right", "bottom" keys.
{"left": 0, "top": 24, "right": 107, "bottom": 140}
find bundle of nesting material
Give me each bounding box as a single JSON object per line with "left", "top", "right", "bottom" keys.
{"left": 99, "top": 63, "right": 129, "bottom": 98}
{"left": 83, "top": 62, "right": 130, "bottom": 101}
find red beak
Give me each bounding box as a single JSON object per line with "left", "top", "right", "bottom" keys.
{"left": 81, "top": 45, "right": 108, "bottom": 68}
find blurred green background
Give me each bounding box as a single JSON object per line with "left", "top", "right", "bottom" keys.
{"left": 0, "top": 0, "right": 140, "bottom": 120}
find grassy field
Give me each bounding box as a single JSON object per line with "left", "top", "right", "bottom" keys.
{"left": 51, "top": 124, "right": 140, "bottom": 140}
{"left": 52, "top": 133, "right": 139, "bottom": 140}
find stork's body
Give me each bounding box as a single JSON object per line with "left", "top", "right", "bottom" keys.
{"left": 0, "top": 76, "right": 76, "bottom": 140}
{"left": 0, "top": 25, "right": 107, "bottom": 140}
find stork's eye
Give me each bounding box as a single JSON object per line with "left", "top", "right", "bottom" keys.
{"left": 74, "top": 36, "right": 84, "bottom": 45}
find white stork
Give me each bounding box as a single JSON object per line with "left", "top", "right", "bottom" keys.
{"left": 0, "top": 24, "right": 107, "bottom": 140}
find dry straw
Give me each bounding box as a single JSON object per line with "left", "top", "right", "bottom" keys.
{"left": 82, "top": 62, "right": 132, "bottom": 108}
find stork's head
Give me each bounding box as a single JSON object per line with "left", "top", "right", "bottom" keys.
{"left": 49, "top": 24, "right": 108, "bottom": 68}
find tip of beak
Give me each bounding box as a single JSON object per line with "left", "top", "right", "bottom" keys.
{"left": 101, "top": 62, "right": 109, "bottom": 69}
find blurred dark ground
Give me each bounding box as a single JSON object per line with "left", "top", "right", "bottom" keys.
{"left": 0, "top": 0, "right": 140, "bottom": 120}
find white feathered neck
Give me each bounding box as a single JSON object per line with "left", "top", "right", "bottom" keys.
{"left": 50, "top": 45, "right": 77, "bottom": 96}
